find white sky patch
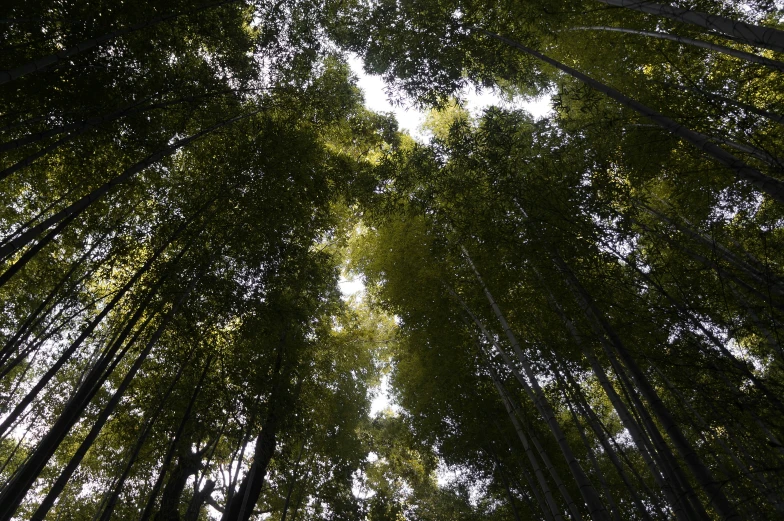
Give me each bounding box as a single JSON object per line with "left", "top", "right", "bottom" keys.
{"left": 348, "top": 54, "right": 427, "bottom": 139}
{"left": 348, "top": 54, "right": 552, "bottom": 141}
{"left": 370, "top": 373, "right": 398, "bottom": 416}
{"left": 337, "top": 275, "right": 396, "bottom": 416}
{"left": 338, "top": 275, "right": 364, "bottom": 300}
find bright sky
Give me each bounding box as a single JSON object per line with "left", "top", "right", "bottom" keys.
{"left": 347, "top": 54, "right": 552, "bottom": 140}
{"left": 339, "top": 56, "right": 553, "bottom": 417}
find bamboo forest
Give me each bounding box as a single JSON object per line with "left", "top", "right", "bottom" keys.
{"left": 3, "top": 0, "right": 784, "bottom": 520}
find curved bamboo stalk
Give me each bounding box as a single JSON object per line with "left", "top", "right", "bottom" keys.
{"left": 478, "top": 29, "right": 784, "bottom": 204}
{"left": 592, "top": 0, "right": 784, "bottom": 53}
{"left": 569, "top": 26, "right": 784, "bottom": 71}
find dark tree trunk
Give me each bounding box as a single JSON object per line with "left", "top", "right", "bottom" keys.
{"left": 593, "top": 0, "right": 784, "bottom": 53}
{"left": 553, "top": 252, "right": 741, "bottom": 521}
{"left": 479, "top": 30, "right": 784, "bottom": 204}
{"left": 221, "top": 335, "right": 287, "bottom": 521}
{"left": 29, "top": 267, "right": 200, "bottom": 520}
{"left": 0, "top": 111, "right": 253, "bottom": 262}
{"left": 140, "top": 354, "right": 214, "bottom": 521}
{"left": 0, "top": 269, "right": 202, "bottom": 521}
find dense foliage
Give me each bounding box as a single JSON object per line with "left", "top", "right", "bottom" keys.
{"left": 1, "top": 0, "right": 783, "bottom": 519}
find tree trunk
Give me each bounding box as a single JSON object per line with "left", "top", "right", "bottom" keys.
{"left": 1, "top": 269, "right": 202, "bottom": 521}
{"left": 0, "top": 212, "right": 78, "bottom": 290}
{"left": 220, "top": 334, "right": 287, "bottom": 521}
{"left": 608, "top": 348, "right": 709, "bottom": 521}
{"left": 29, "top": 276, "right": 200, "bottom": 520}
{"left": 97, "top": 353, "right": 193, "bottom": 521}
{"left": 460, "top": 248, "right": 611, "bottom": 521}
{"left": 486, "top": 363, "right": 565, "bottom": 521}
{"left": 0, "top": 232, "right": 107, "bottom": 367}
{"left": 641, "top": 203, "right": 784, "bottom": 299}
{"left": 496, "top": 461, "right": 525, "bottom": 521}
{"left": 551, "top": 363, "right": 624, "bottom": 521}
{"left": 0, "top": 217, "right": 195, "bottom": 439}
{"left": 555, "top": 359, "right": 659, "bottom": 521}
{"left": 184, "top": 480, "right": 216, "bottom": 521}
{"left": 528, "top": 428, "right": 584, "bottom": 521}
{"left": 0, "top": 111, "right": 254, "bottom": 262}
{"left": 279, "top": 442, "right": 306, "bottom": 521}
{"left": 479, "top": 30, "right": 784, "bottom": 204}
{"left": 570, "top": 26, "right": 784, "bottom": 71}
{"left": 553, "top": 253, "right": 741, "bottom": 521}
{"left": 139, "top": 354, "right": 214, "bottom": 521}
{"left": 0, "top": 87, "right": 251, "bottom": 181}
{"left": 545, "top": 288, "right": 691, "bottom": 521}
{"left": 592, "top": 0, "right": 784, "bottom": 53}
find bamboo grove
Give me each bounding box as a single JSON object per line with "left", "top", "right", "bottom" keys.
{"left": 1, "top": 0, "right": 783, "bottom": 519}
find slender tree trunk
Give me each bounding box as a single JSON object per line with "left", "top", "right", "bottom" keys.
{"left": 552, "top": 253, "right": 741, "bottom": 521}
{"left": 728, "top": 281, "right": 784, "bottom": 360}
{"left": 592, "top": 0, "right": 784, "bottom": 53}
{"left": 456, "top": 290, "right": 586, "bottom": 521}
{"left": 570, "top": 26, "right": 784, "bottom": 71}
{"left": 221, "top": 334, "right": 287, "bottom": 521}
{"left": 0, "top": 408, "right": 41, "bottom": 477}
{"left": 496, "top": 462, "right": 524, "bottom": 521}
{"left": 0, "top": 195, "right": 68, "bottom": 249}
{"left": 555, "top": 359, "right": 659, "bottom": 521}
{"left": 1, "top": 268, "right": 203, "bottom": 521}
{"left": 527, "top": 428, "right": 584, "bottom": 521}
{"left": 651, "top": 363, "right": 784, "bottom": 513}
{"left": 598, "top": 233, "right": 784, "bottom": 413}
{"left": 692, "top": 88, "right": 784, "bottom": 125}
{"left": 0, "top": 212, "right": 78, "bottom": 290}
{"left": 514, "top": 458, "right": 556, "bottom": 521}
{"left": 96, "top": 351, "right": 193, "bottom": 521}
{"left": 279, "top": 442, "right": 306, "bottom": 521}
{"left": 139, "top": 354, "right": 214, "bottom": 521}
{"left": 487, "top": 424, "right": 558, "bottom": 521}
{"left": 0, "top": 92, "right": 163, "bottom": 154}
{"left": 0, "top": 291, "right": 106, "bottom": 381}
{"left": 0, "top": 233, "right": 108, "bottom": 367}
{"left": 460, "top": 248, "right": 611, "bottom": 521}
{"left": 184, "top": 480, "right": 216, "bottom": 521}
{"left": 608, "top": 348, "right": 709, "bottom": 521}
{"left": 0, "top": 111, "right": 254, "bottom": 262}
{"left": 0, "top": 214, "right": 196, "bottom": 438}
{"left": 486, "top": 364, "right": 565, "bottom": 521}
{"left": 478, "top": 30, "right": 784, "bottom": 204}
{"left": 156, "top": 445, "right": 210, "bottom": 521}
{"left": 641, "top": 204, "right": 784, "bottom": 298}
{"left": 30, "top": 274, "right": 201, "bottom": 520}
{"left": 709, "top": 135, "right": 783, "bottom": 166}
{"left": 551, "top": 362, "right": 624, "bottom": 521}
{"left": 225, "top": 416, "right": 255, "bottom": 509}
{"left": 545, "top": 288, "right": 691, "bottom": 521}
{"left": 0, "top": 87, "right": 255, "bottom": 181}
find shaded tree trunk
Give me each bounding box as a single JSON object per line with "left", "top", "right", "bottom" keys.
{"left": 552, "top": 252, "right": 741, "bottom": 521}
{"left": 479, "top": 30, "right": 784, "bottom": 204}
{"left": 0, "top": 111, "right": 254, "bottom": 262}
{"left": 0, "top": 267, "right": 203, "bottom": 521}
{"left": 460, "top": 248, "right": 611, "bottom": 521}
{"left": 570, "top": 26, "right": 784, "bottom": 71}
{"left": 140, "top": 354, "right": 215, "bottom": 521}
{"left": 592, "top": 0, "right": 784, "bottom": 53}
{"left": 220, "top": 334, "right": 287, "bottom": 521}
